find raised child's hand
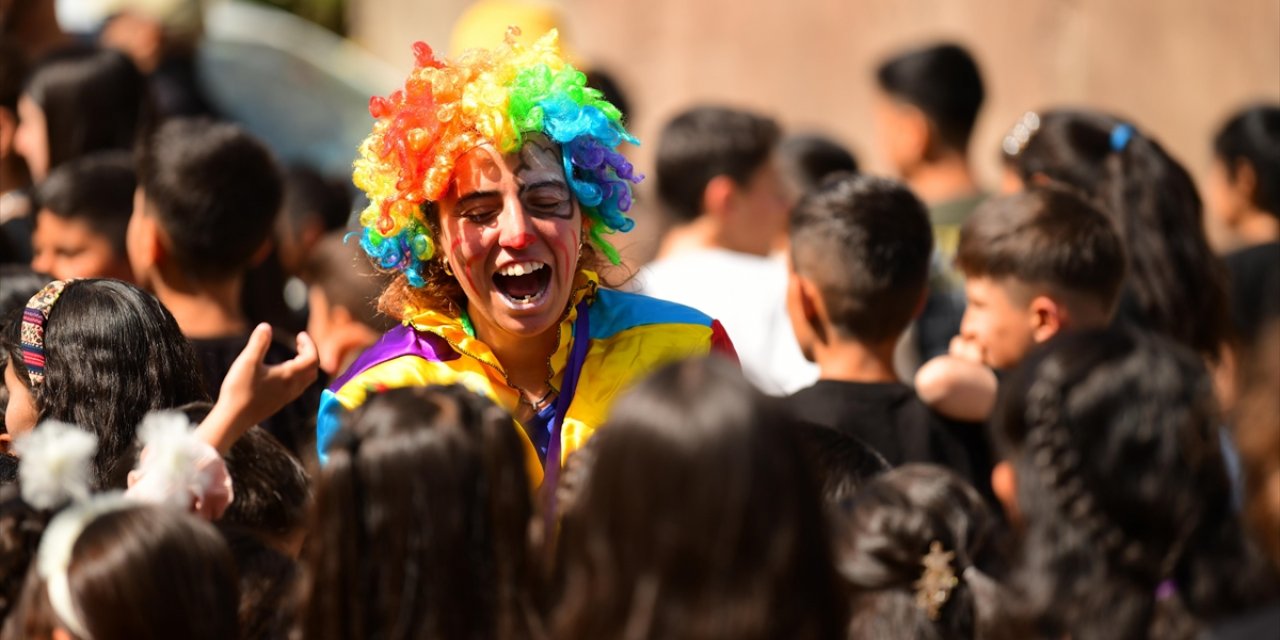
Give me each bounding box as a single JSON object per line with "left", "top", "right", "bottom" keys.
{"left": 196, "top": 323, "right": 319, "bottom": 454}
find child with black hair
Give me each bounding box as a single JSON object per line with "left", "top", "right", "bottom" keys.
{"left": 841, "top": 464, "right": 1012, "bottom": 640}
{"left": 1206, "top": 104, "right": 1280, "bottom": 347}
{"left": 786, "top": 174, "right": 987, "bottom": 494}
{"left": 301, "top": 231, "right": 397, "bottom": 377}
{"left": 160, "top": 402, "right": 309, "bottom": 640}
{"left": 637, "top": 105, "right": 816, "bottom": 394}
{"left": 991, "top": 327, "right": 1279, "bottom": 639}
{"left": 299, "top": 385, "right": 541, "bottom": 639}
{"left": 276, "top": 166, "right": 352, "bottom": 278}
{"left": 1, "top": 279, "right": 208, "bottom": 486}
{"left": 129, "top": 117, "right": 324, "bottom": 457}
{"left": 13, "top": 48, "right": 150, "bottom": 183}
{"left": 1010, "top": 108, "right": 1231, "bottom": 363}
{"left": 553, "top": 356, "right": 847, "bottom": 640}
{"left": 777, "top": 133, "right": 859, "bottom": 202}
{"left": 4, "top": 503, "right": 239, "bottom": 640}
{"left": 30, "top": 151, "right": 135, "bottom": 281}
{"left": 915, "top": 185, "right": 1127, "bottom": 422}
{"left": 170, "top": 400, "right": 311, "bottom": 553}
{"left": 873, "top": 42, "right": 988, "bottom": 366}
{"left": 243, "top": 165, "right": 354, "bottom": 337}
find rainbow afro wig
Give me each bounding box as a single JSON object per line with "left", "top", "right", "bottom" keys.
{"left": 353, "top": 29, "right": 641, "bottom": 287}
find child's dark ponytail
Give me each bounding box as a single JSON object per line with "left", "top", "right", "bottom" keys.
{"left": 1015, "top": 110, "right": 1230, "bottom": 360}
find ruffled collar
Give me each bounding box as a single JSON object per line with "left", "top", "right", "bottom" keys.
{"left": 401, "top": 270, "right": 599, "bottom": 389}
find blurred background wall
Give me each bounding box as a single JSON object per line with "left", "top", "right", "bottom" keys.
{"left": 348, "top": 0, "right": 1279, "bottom": 257}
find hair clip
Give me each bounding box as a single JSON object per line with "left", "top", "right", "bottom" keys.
{"left": 914, "top": 540, "right": 960, "bottom": 621}
{"left": 20, "top": 279, "right": 72, "bottom": 386}
{"left": 1110, "top": 124, "right": 1135, "bottom": 153}
{"left": 1001, "top": 111, "right": 1041, "bottom": 158}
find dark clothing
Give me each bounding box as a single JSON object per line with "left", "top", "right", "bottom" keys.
{"left": 1202, "top": 602, "right": 1280, "bottom": 640}
{"left": 1224, "top": 241, "right": 1280, "bottom": 346}
{"left": 787, "top": 380, "right": 993, "bottom": 501}
{"left": 190, "top": 332, "right": 324, "bottom": 458}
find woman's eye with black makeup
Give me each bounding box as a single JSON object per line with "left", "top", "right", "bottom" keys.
{"left": 524, "top": 188, "right": 569, "bottom": 214}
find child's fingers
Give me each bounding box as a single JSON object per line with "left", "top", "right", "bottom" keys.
{"left": 294, "top": 331, "right": 318, "bottom": 369}
{"left": 238, "top": 323, "right": 274, "bottom": 368}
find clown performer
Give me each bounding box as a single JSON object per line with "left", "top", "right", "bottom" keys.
{"left": 318, "top": 30, "right": 737, "bottom": 493}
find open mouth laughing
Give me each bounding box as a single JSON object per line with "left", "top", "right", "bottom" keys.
{"left": 492, "top": 260, "right": 552, "bottom": 308}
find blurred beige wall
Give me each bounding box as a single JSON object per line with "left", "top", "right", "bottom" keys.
{"left": 349, "top": 0, "right": 1280, "bottom": 258}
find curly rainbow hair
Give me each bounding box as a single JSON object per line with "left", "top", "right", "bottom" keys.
{"left": 353, "top": 29, "right": 641, "bottom": 288}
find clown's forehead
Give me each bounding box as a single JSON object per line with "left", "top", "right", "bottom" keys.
{"left": 450, "top": 134, "right": 566, "bottom": 197}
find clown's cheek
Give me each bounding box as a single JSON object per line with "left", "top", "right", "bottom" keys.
{"left": 448, "top": 238, "right": 483, "bottom": 294}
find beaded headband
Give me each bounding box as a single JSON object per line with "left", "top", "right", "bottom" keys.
{"left": 20, "top": 279, "right": 71, "bottom": 386}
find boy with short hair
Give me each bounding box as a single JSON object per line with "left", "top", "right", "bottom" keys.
{"left": 638, "top": 105, "right": 816, "bottom": 394}
{"left": 785, "top": 173, "right": 977, "bottom": 484}
{"left": 301, "top": 231, "right": 396, "bottom": 377}
{"left": 30, "top": 151, "right": 135, "bottom": 281}
{"left": 874, "top": 42, "right": 987, "bottom": 364}
{"left": 915, "top": 186, "right": 1127, "bottom": 420}
{"left": 128, "top": 117, "right": 321, "bottom": 456}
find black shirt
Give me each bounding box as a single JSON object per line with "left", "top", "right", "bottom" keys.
{"left": 1224, "top": 241, "right": 1280, "bottom": 346}
{"left": 190, "top": 332, "right": 325, "bottom": 459}
{"left": 787, "top": 380, "right": 993, "bottom": 499}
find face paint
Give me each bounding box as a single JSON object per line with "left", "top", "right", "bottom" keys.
{"left": 437, "top": 138, "right": 582, "bottom": 343}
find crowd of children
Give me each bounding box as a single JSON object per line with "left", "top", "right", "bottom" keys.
{"left": 0, "top": 2, "right": 1278, "bottom": 638}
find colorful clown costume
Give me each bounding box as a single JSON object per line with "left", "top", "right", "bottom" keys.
{"left": 317, "top": 272, "right": 738, "bottom": 484}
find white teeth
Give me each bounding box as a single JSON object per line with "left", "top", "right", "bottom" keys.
{"left": 497, "top": 261, "right": 545, "bottom": 277}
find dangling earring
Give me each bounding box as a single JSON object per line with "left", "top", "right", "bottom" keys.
{"left": 442, "top": 258, "right": 454, "bottom": 277}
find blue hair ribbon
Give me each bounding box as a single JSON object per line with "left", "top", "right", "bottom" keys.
{"left": 1110, "top": 124, "right": 1135, "bottom": 153}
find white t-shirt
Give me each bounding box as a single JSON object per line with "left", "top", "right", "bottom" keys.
{"left": 633, "top": 249, "right": 819, "bottom": 395}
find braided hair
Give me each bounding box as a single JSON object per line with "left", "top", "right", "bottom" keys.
{"left": 992, "top": 327, "right": 1277, "bottom": 639}
{"left": 840, "top": 464, "right": 1008, "bottom": 640}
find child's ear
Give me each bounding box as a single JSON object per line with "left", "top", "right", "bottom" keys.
{"left": 702, "top": 175, "right": 736, "bottom": 220}
{"left": 797, "top": 275, "right": 829, "bottom": 337}
{"left": 128, "top": 191, "right": 168, "bottom": 273}
{"left": 0, "top": 107, "right": 16, "bottom": 157}
{"left": 900, "top": 105, "right": 932, "bottom": 160}
{"left": 0, "top": 432, "right": 11, "bottom": 455}
{"left": 1232, "top": 158, "right": 1259, "bottom": 203}
{"left": 1029, "top": 295, "right": 1064, "bottom": 343}
{"left": 991, "top": 460, "right": 1020, "bottom": 525}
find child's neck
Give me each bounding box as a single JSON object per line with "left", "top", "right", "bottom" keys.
{"left": 903, "top": 153, "right": 979, "bottom": 205}
{"left": 151, "top": 271, "right": 248, "bottom": 339}
{"left": 813, "top": 336, "right": 899, "bottom": 384}
{"left": 1233, "top": 211, "right": 1280, "bottom": 247}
